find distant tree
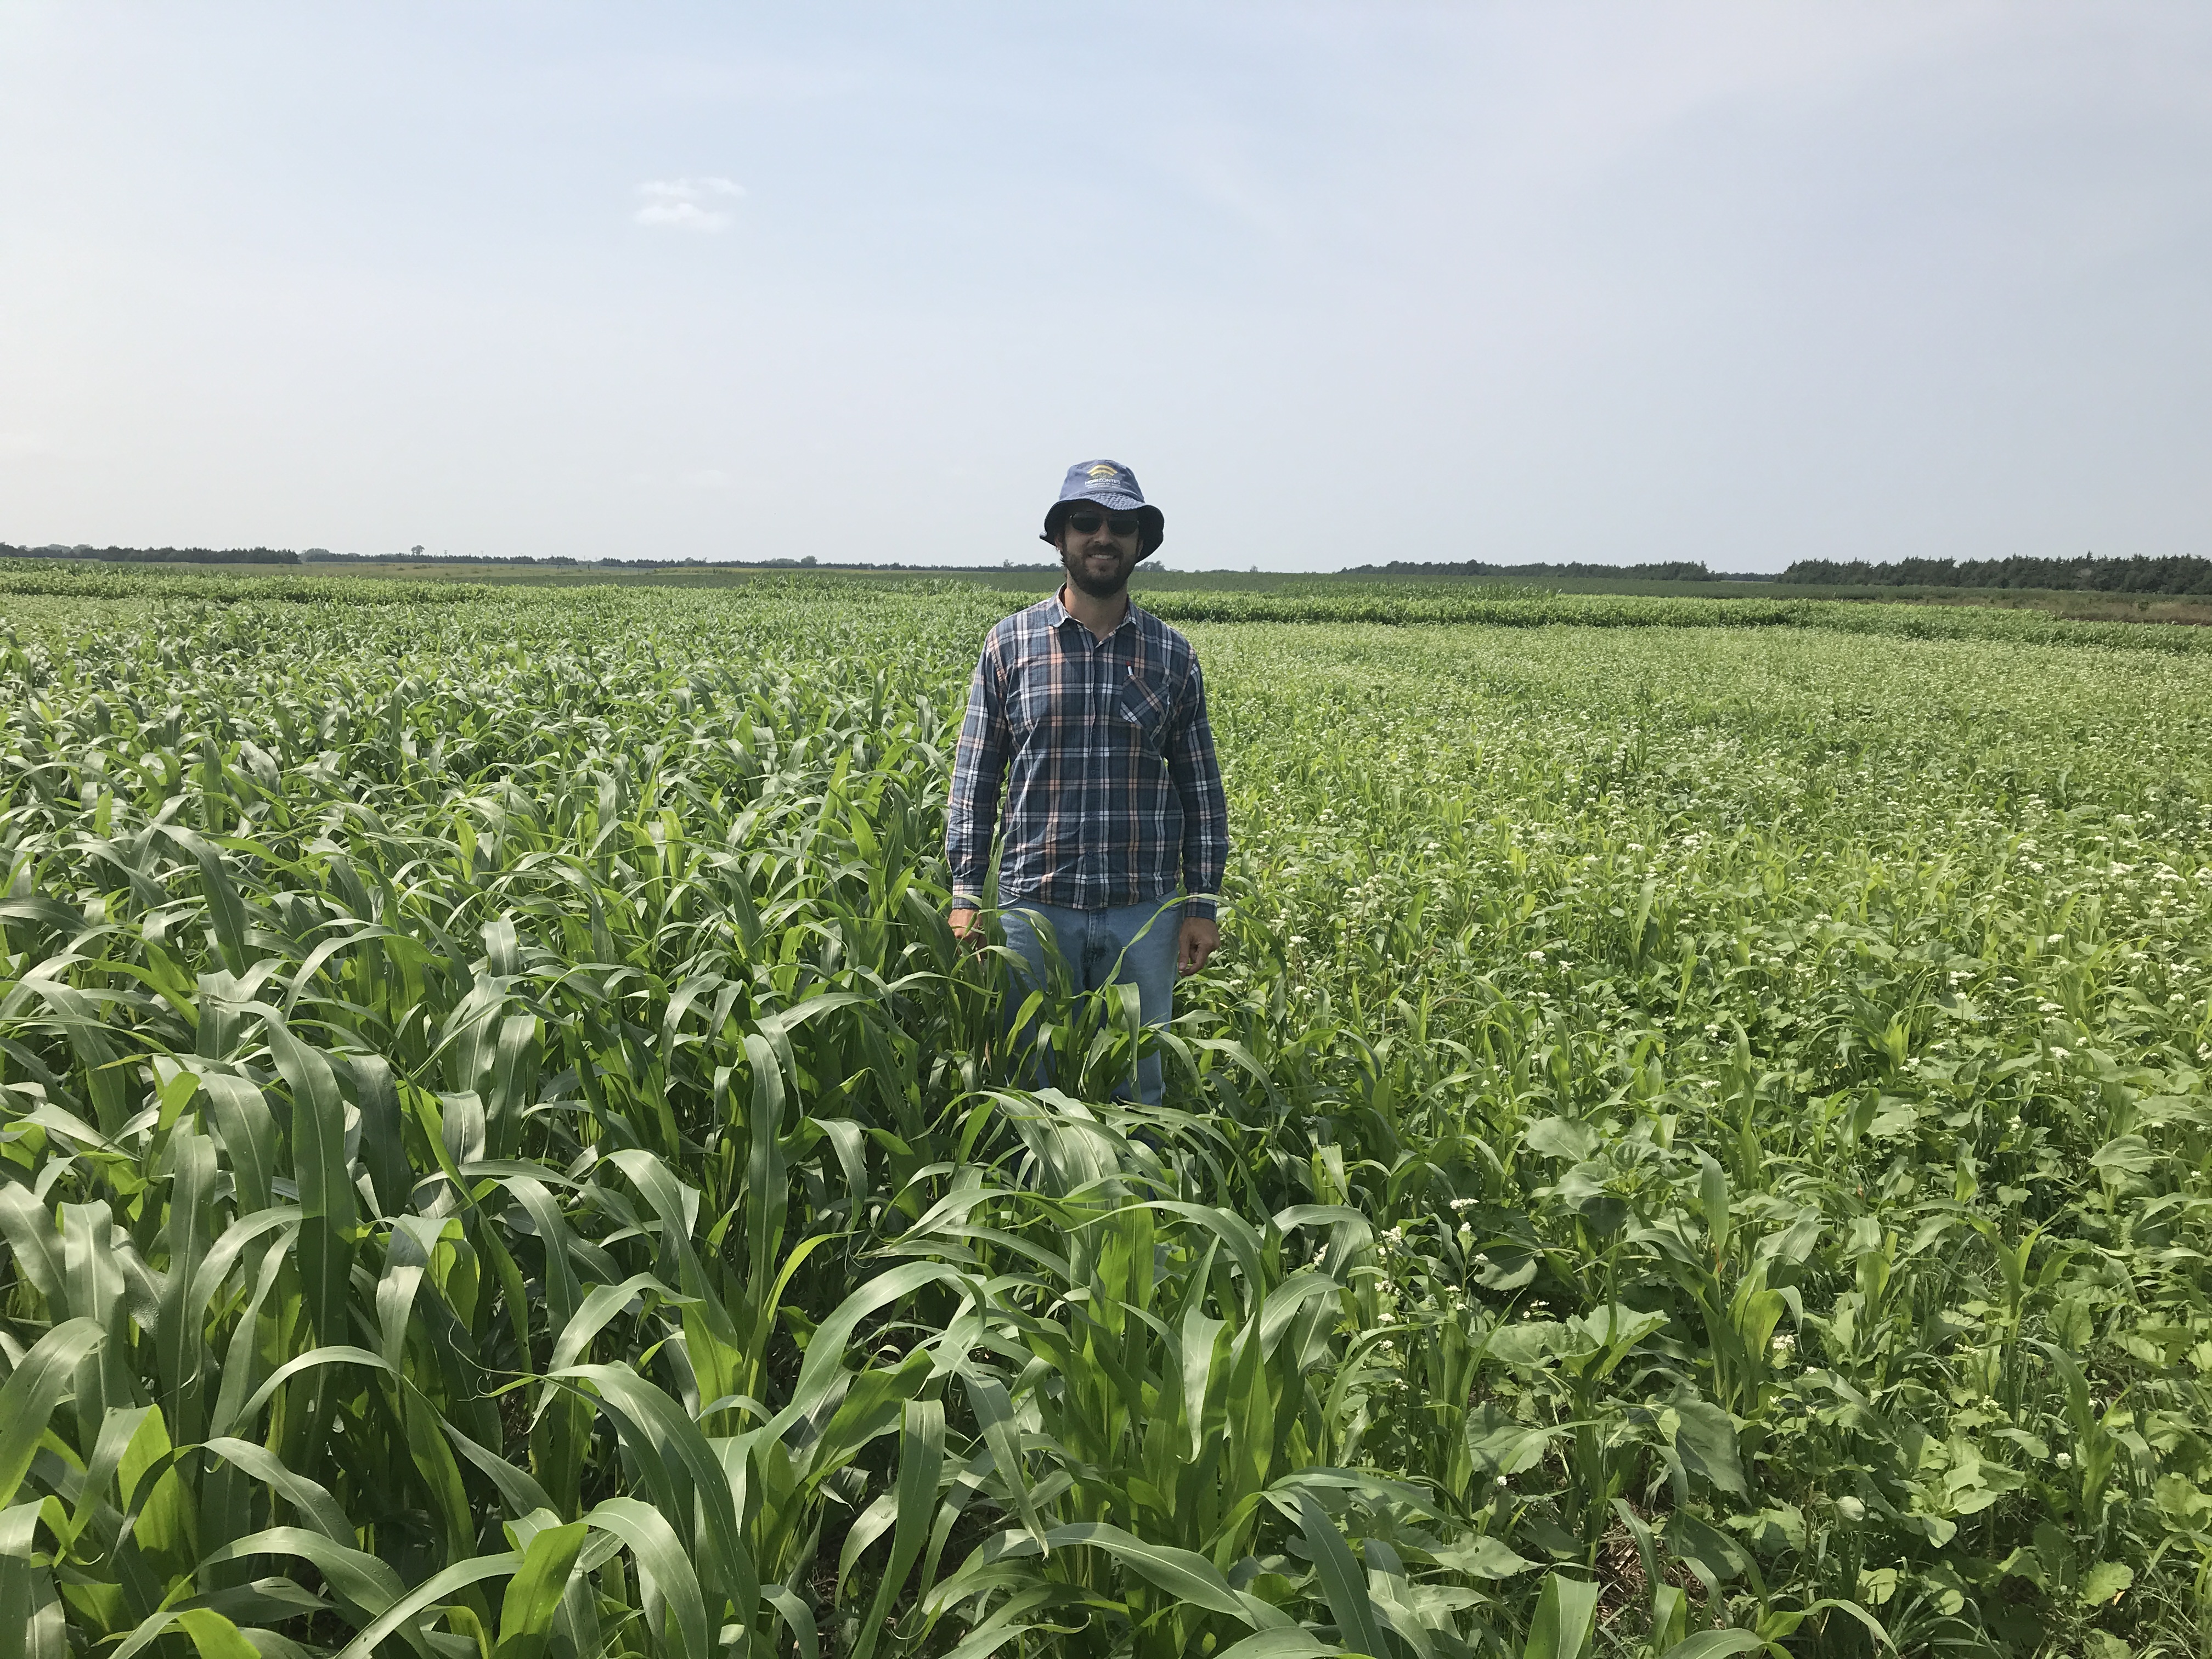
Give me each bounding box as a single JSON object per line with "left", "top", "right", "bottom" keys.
{"left": 1777, "top": 554, "right": 2212, "bottom": 596}
{"left": 1340, "top": 559, "right": 1719, "bottom": 582}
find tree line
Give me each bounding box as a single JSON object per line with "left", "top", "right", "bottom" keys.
{"left": 1779, "top": 554, "right": 2212, "bottom": 595}
{"left": 3, "top": 543, "right": 301, "bottom": 565}
{"left": 305, "top": 550, "right": 586, "bottom": 566}
{"left": 1344, "top": 558, "right": 1725, "bottom": 581}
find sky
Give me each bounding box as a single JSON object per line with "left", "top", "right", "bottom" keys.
{"left": 2, "top": 3, "right": 2209, "bottom": 573}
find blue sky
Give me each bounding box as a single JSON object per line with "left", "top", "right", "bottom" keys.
{"left": 3, "top": 3, "right": 2208, "bottom": 571}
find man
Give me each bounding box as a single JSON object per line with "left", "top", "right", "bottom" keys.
{"left": 945, "top": 459, "right": 1228, "bottom": 1107}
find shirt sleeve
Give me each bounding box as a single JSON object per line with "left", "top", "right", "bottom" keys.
{"left": 1165, "top": 653, "right": 1228, "bottom": 919}
{"left": 945, "top": 635, "right": 1008, "bottom": 910}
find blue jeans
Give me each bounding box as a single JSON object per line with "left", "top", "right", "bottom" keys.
{"left": 998, "top": 898, "right": 1182, "bottom": 1107}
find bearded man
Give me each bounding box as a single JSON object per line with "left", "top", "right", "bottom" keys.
{"left": 944, "top": 460, "right": 1229, "bottom": 1106}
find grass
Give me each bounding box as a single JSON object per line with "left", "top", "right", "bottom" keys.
{"left": 1, "top": 577, "right": 2208, "bottom": 1658}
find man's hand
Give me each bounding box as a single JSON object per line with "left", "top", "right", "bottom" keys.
{"left": 949, "top": 907, "right": 984, "bottom": 951}
{"left": 1177, "top": 916, "right": 1220, "bottom": 975}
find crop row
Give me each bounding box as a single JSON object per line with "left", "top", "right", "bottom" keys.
{"left": 6, "top": 562, "right": 2212, "bottom": 656}
{"left": 1, "top": 584, "right": 2208, "bottom": 1657}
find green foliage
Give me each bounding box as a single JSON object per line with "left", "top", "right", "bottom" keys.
{"left": 0, "top": 545, "right": 303, "bottom": 567}
{"left": 9, "top": 560, "right": 2212, "bottom": 653}
{"left": 1136, "top": 586, "right": 2212, "bottom": 648}
{"left": 1, "top": 582, "right": 2208, "bottom": 1658}
{"left": 1779, "top": 554, "right": 2212, "bottom": 597}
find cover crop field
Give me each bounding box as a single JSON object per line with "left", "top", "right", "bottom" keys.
{"left": 2, "top": 573, "right": 2208, "bottom": 1659}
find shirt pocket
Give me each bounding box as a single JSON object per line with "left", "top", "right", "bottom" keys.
{"left": 1117, "top": 672, "right": 1172, "bottom": 749}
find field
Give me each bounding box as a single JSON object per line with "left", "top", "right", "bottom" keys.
{"left": 9, "top": 558, "right": 2212, "bottom": 651}
{"left": 2, "top": 571, "right": 2209, "bottom": 1659}
{"left": 18, "top": 556, "right": 2212, "bottom": 628}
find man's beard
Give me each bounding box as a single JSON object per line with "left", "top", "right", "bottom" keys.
{"left": 1064, "top": 553, "right": 1130, "bottom": 601}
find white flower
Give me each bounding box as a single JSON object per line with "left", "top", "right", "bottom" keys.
{"left": 2050, "top": 1047, "right": 2070, "bottom": 1060}
{"left": 1527, "top": 950, "right": 1545, "bottom": 962}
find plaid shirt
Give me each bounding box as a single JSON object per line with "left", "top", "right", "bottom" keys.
{"left": 947, "top": 592, "right": 1228, "bottom": 918}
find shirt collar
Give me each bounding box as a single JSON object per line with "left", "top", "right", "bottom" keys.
{"left": 1045, "top": 586, "right": 1142, "bottom": 639}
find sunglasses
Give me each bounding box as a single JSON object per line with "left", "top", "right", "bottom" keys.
{"left": 1066, "top": 511, "right": 1142, "bottom": 538}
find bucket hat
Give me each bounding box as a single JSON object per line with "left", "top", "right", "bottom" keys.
{"left": 1040, "top": 459, "right": 1165, "bottom": 557}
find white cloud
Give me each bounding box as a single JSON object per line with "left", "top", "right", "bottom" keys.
{"left": 634, "top": 176, "right": 744, "bottom": 232}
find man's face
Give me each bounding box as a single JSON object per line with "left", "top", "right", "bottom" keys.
{"left": 1056, "top": 502, "right": 1145, "bottom": 600}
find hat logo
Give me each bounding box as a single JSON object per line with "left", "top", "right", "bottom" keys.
{"left": 1086, "top": 464, "right": 1119, "bottom": 481}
